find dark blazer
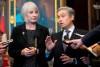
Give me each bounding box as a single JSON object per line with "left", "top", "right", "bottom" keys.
{"left": 82, "top": 25, "right": 100, "bottom": 47}
{"left": 47, "top": 28, "right": 88, "bottom": 67}
{"left": 8, "top": 23, "right": 49, "bottom": 67}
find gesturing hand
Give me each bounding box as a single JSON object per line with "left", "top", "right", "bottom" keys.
{"left": 45, "top": 36, "right": 57, "bottom": 51}
{"left": 60, "top": 54, "right": 73, "bottom": 64}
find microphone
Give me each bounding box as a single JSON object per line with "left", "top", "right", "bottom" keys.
{"left": 0, "top": 39, "right": 13, "bottom": 49}
{"left": 74, "top": 33, "right": 84, "bottom": 37}
{"left": 63, "top": 35, "right": 72, "bottom": 46}
{"left": 2, "top": 39, "right": 13, "bottom": 45}
{"left": 63, "top": 40, "right": 72, "bottom": 45}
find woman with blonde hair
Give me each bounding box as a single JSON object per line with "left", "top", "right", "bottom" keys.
{"left": 8, "top": 2, "right": 49, "bottom": 67}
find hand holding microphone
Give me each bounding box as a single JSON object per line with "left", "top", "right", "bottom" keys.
{"left": 0, "top": 39, "right": 13, "bottom": 54}
{"left": 0, "top": 43, "right": 7, "bottom": 54}
{"left": 63, "top": 35, "right": 72, "bottom": 46}
{"left": 0, "top": 39, "right": 13, "bottom": 49}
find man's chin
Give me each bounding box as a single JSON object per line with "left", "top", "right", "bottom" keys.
{"left": 61, "top": 26, "right": 65, "bottom": 29}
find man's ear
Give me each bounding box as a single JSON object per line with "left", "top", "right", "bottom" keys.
{"left": 71, "top": 15, "right": 75, "bottom": 21}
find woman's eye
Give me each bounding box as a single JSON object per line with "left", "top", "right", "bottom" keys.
{"left": 29, "top": 11, "right": 33, "bottom": 14}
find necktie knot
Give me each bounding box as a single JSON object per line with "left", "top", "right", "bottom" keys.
{"left": 64, "top": 30, "right": 70, "bottom": 40}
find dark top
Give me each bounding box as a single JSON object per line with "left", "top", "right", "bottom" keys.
{"left": 47, "top": 28, "right": 89, "bottom": 67}
{"left": 8, "top": 23, "right": 49, "bottom": 67}
{"left": 23, "top": 30, "right": 36, "bottom": 67}
{"left": 27, "top": 30, "right": 35, "bottom": 47}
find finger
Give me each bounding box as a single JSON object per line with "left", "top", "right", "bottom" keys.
{"left": 80, "top": 57, "right": 84, "bottom": 59}
{"left": 70, "top": 44, "right": 76, "bottom": 49}
{"left": 63, "top": 61, "right": 68, "bottom": 64}
{"left": 54, "top": 40, "right": 57, "bottom": 44}
{"left": 45, "top": 37, "right": 52, "bottom": 45}
{"left": 61, "top": 58, "right": 68, "bottom": 61}
{"left": 60, "top": 54, "right": 68, "bottom": 60}
{"left": 46, "top": 36, "right": 51, "bottom": 41}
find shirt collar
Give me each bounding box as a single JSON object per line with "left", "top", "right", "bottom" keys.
{"left": 62, "top": 25, "right": 75, "bottom": 40}
{"left": 63, "top": 25, "right": 75, "bottom": 33}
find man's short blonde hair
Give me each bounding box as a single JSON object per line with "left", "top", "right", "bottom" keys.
{"left": 57, "top": 6, "right": 75, "bottom": 16}
{"left": 21, "top": 1, "right": 39, "bottom": 22}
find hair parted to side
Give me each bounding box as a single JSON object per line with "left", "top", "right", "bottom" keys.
{"left": 57, "top": 6, "right": 75, "bottom": 16}
{"left": 21, "top": 1, "right": 39, "bottom": 22}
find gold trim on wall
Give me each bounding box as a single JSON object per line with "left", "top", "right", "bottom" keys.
{"left": 14, "top": 0, "right": 16, "bottom": 26}
{"left": 55, "top": 0, "right": 58, "bottom": 33}
{"left": 8, "top": 0, "right": 16, "bottom": 38}
{"left": 60, "top": 0, "right": 66, "bottom": 7}
{"left": 8, "top": 0, "right": 11, "bottom": 39}
{"left": 55, "top": 0, "right": 66, "bottom": 32}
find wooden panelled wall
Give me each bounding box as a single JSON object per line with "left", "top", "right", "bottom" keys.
{"left": 66, "top": 0, "right": 100, "bottom": 31}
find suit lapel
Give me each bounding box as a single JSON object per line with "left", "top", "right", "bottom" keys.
{"left": 57, "top": 31, "right": 65, "bottom": 53}
{"left": 70, "top": 28, "right": 79, "bottom": 39}
{"left": 20, "top": 23, "right": 28, "bottom": 44}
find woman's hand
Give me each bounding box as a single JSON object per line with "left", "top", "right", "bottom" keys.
{"left": 21, "top": 47, "right": 36, "bottom": 57}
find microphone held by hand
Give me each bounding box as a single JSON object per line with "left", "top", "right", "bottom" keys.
{"left": 0, "top": 39, "right": 13, "bottom": 49}
{"left": 63, "top": 40, "right": 72, "bottom": 46}
{"left": 3, "top": 39, "right": 13, "bottom": 45}
{"left": 63, "top": 35, "right": 72, "bottom": 46}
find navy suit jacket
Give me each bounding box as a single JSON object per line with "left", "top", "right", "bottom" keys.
{"left": 8, "top": 23, "right": 49, "bottom": 67}
{"left": 82, "top": 25, "right": 100, "bottom": 47}
{"left": 47, "top": 28, "right": 88, "bottom": 67}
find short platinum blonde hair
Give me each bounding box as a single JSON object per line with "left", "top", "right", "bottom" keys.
{"left": 21, "top": 2, "right": 39, "bottom": 22}
{"left": 57, "top": 6, "right": 75, "bottom": 16}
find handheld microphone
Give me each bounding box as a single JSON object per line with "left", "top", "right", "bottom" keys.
{"left": 63, "top": 41, "right": 72, "bottom": 46}
{"left": 0, "top": 39, "right": 13, "bottom": 49}
{"left": 63, "top": 35, "right": 72, "bottom": 46}
{"left": 2, "top": 39, "right": 13, "bottom": 45}
{"left": 74, "top": 33, "right": 84, "bottom": 37}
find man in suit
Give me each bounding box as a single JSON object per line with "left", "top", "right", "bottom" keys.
{"left": 68, "top": 25, "right": 100, "bottom": 49}
{"left": 45, "top": 6, "right": 89, "bottom": 67}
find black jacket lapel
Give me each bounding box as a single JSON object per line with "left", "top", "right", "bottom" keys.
{"left": 20, "top": 23, "right": 28, "bottom": 44}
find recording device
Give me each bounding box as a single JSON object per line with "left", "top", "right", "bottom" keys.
{"left": 63, "top": 35, "right": 72, "bottom": 45}
{"left": 3, "top": 39, "right": 13, "bottom": 45}
{"left": 74, "top": 33, "right": 84, "bottom": 37}
{"left": 0, "top": 39, "right": 13, "bottom": 49}
{"left": 63, "top": 33, "right": 84, "bottom": 45}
